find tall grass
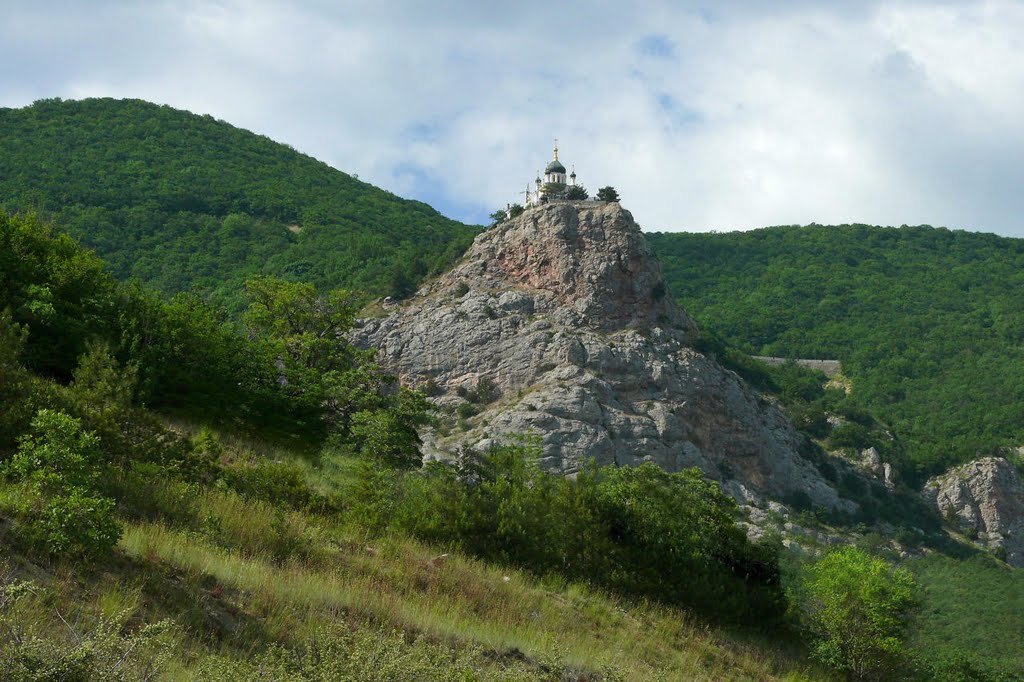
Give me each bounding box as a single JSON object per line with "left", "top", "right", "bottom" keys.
{"left": 118, "top": 518, "right": 816, "bottom": 681}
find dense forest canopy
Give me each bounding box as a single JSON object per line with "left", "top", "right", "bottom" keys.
{"left": 648, "top": 224, "right": 1024, "bottom": 481}
{"left": 0, "top": 97, "right": 478, "bottom": 311}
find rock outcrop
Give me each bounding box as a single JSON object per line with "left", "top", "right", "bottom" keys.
{"left": 356, "top": 202, "right": 851, "bottom": 511}
{"left": 924, "top": 457, "right": 1024, "bottom": 567}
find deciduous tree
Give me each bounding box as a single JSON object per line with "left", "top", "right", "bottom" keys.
{"left": 797, "top": 547, "right": 920, "bottom": 680}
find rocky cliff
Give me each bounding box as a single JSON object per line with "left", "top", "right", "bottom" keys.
{"left": 356, "top": 202, "right": 850, "bottom": 511}
{"left": 924, "top": 457, "right": 1024, "bottom": 567}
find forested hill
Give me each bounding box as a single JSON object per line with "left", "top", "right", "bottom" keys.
{"left": 648, "top": 225, "right": 1024, "bottom": 482}
{"left": 0, "top": 97, "right": 478, "bottom": 310}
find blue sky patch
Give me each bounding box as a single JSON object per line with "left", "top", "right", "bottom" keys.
{"left": 636, "top": 34, "right": 676, "bottom": 60}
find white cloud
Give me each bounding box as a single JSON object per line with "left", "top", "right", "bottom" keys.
{"left": 3, "top": 0, "right": 1024, "bottom": 234}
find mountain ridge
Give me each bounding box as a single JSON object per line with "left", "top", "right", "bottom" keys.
{"left": 0, "top": 97, "right": 478, "bottom": 309}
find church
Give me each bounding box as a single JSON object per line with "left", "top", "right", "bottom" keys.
{"left": 523, "top": 140, "right": 578, "bottom": 208}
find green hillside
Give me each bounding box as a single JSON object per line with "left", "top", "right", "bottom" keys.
{"left": 648, "top": 225, "right": 1024, "bottom": 483}
{"left": 0, "top": 98, "right": 478, "bottom": 311}
{"left": 0, "top": 210, "right": 823, "bottom": 681}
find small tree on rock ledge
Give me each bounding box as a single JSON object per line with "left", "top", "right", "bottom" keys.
{"left": 596, "top": 186, "right": 620, "bottom": 202}
{"left": 565, "top": 185, "right": 588, "bottom": 200}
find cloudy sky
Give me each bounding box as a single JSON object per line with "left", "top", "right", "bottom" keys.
{"left": 3, "top": 1, "right": 1024, "bottom": 235}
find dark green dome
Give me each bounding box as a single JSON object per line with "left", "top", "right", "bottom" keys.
{"left": 545, "top": 159, "right": 566, "bottom": 174}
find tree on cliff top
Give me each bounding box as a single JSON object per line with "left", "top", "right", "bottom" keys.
{"left": 565, "top": 185, "right": 589, "bottom": 200}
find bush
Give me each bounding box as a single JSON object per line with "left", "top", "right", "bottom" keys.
{"left": 221, "top": 459, "right": 317, "bottom": 510}
{"left": 789, "top": 402, "right": 830, "bottom": 438}
{"left": 829, "top": 422, "right": 875, "bottom": 450}
{"left": 592, "top": 464, "right": 784, "bottom": 621}
{"left": 473, "top": 376, "right": 500, "bottom": 404}
{"left": 0, "top": 311, "right": 34, "bottom": 450}
{"left": 7, "top": 410, "right": 122, "bottom": 560}
{"left": 781, "top": 489, "right": 814, "bottom": 512}
{"left": 456, "top": 403, "right": 478, "bottom": 420}
{"left": 185, "top": 427, "right": 224, "bottom": 482}
{"left": 31, "top": 489, "right": 121, "bottom": 560}
{"left": 0, "top": 577, "right": 175, "bottom": 680}
{"left": 193, "top": 623, "right": 531, "bottom": 682}
{"left": 10, "top": 409, "right": 105, "bottom": 493}
{"left": 70, "top": 340, "right": 139, "bottom": 416}
{"left": 110, "top": 462, "right": 200, "bottom": 525}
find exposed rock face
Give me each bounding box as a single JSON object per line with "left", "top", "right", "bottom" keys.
{"left": 355, "top": 202, "right": 851, "bottom": 511}
{"left": 859, "top": 447, "right": 895, "bottom": 490}
{"left": 924, "top": 457, "right": 1024, "bottom": 567}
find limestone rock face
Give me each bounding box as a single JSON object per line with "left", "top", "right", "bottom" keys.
{"left": 355, "top": 202, "right": 851, "bottom": 511}
{"left": 924, "top": 457, "right": 1024, "bottom": 567}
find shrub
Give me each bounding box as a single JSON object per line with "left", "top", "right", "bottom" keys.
{"left": 111, "top": 462, "right": 200, "bottom": 525}
{"left": 349, "top": 389, "right": 431, "bottom": 469}
{"left": 782, "top": 489, "right": 814, "bottom": 512}
{"left": 592, "top": 464, "right": 785, "bottom": 621}
{"left": 839, "top": 470, "right": 869, "bottom": 498}
{"left": 788, "top": 402, "right": 831, "bottom": 438}
{"left": 348, "top": 459, "right": 402, "bottom": 533}
{"left": 70, "top": 340, "right": 139, "bottom": 415}
{"left": 0, "top": 311, "right": 32, "bottom": 449}
{"left": 420, "top": 377, "right": 442, "bottom": 397}
{"left": 185, "top": 427, "right": 224, "bottom": 482}
{"left": 10, "top": 409, "right": 105, "bottom": 494}
{"left": 221, "top": 459, "right": 315, "bottom": 510}
{"left": 473, "top": 376, "right": 500, "bottom": 404}
{"left": 454, "top": 377, "right": 500, "bottom": 405}
{"left": 7, "top": 409, "right": 122, "bottom": 560}
{"left": 829, "top": 422, "right": 875, "bottom": 450}
{"left": 193, "top": 623, "right": 528, "bottom": 682}
{"left": 0, "top": 577, "right": 175, "bottom": 680}
{"left": 32, "top": 489, "right": 122, "bottom": 560}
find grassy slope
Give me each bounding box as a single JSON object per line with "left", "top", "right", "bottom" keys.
{"left": 648, "top": 225, "right": 1024, "bottom": 481}
{"left": 0, "top": 97, "right": 478, "bottom": 311}
{"left": 0, "top": 425, "right": 820, "bottom": 681}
